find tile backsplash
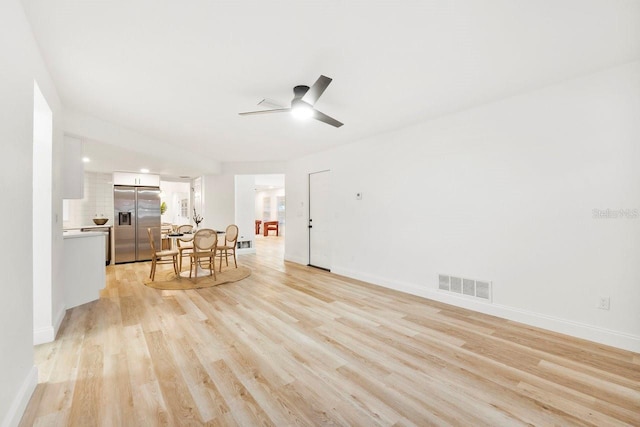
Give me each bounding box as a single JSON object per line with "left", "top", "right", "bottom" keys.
{"left": 64, "top": 172, "right": 114, "bottom": 228}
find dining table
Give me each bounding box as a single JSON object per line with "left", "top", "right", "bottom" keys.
{"left": 166, "top": 230, "right": 225, "bottom": 278}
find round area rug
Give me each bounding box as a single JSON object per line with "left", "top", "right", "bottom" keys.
{"left": 144, "top": 265, "right": 251, "bottom": 290}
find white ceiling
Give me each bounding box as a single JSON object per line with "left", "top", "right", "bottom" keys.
{"left": 22, "top": 0, "right": 640, "bottom": 176}
{"left": 254, "top": 174, "right": 285, "bottom": 192}
{"left": 79, "top": 136, "right": 196, "bottom": 179}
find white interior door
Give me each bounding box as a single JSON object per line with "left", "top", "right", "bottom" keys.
{"left": 309, "top": 170, "right": 331, "bottom": 270}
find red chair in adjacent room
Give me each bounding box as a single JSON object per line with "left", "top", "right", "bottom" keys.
{"left": 263, "top": 221, "right": 279, "bottom": 236}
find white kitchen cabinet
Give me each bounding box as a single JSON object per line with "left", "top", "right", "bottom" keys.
{"left": 113, "top": 172, "right": 160, "bottom": 187}
{"left": 138, "top": 173, "right": 160, "bottom": 186}
{"left": 113, "top": 172, "right": 136, "bottom": 185}
{"left": 63, "top": 231, "right": 105, "bottom": 308}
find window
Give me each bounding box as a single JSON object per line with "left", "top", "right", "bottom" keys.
{"left": 263, "top": 197, "right": 271, "bottom": 221}
{"left": 277, "top": 196, "right": 285, "bottom": 224}
{"left": 180, "top": 198, "right": 188, "bottom": 217}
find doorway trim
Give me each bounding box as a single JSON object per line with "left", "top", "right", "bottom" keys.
{"left": 308, "top": 169, "right": 331, "bottom": 270}
{"left": 32, "top": 80, "right": 55, "bottom": 345}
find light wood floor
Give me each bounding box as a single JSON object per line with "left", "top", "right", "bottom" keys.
{"left": 21, "top": 236, "right": 640, "bottom": 426}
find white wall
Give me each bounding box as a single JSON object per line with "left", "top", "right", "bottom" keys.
{"left": 64, "top": 172, "right": 114, "bottom": 228}
{"left": 201, "top": 174, "right": 235, "bottom": 231}
{"left": 159, "top": 180, "right": 190, "bottom": 225}
{"left": 32, "top": 82, "right": 54, "bottom": 347}
{"left": 61, "top": 135, "right": 83, "bottom": 199}
{"left": 192, "top": 176, "right": 202, "bottom": 226}
{"left": 235, "top": 175, "right": 257, "bottom": 252}
{"left": 200, "top": 161, "right": 286, "bottom": 234}
{"left": 285, "top": 61, "right": 640, "bottom": 352}
{"left": 0, "top": 0, "right": 63, "bottom": 425}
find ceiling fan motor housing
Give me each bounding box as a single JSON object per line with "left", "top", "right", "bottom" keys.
{"left": 293, "top": 85, "right": 310, "bottom": 100}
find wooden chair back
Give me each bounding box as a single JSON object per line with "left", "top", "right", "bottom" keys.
{"left": 147, "top": 227, "right": 158, "bottom": 253}
{"left": 177, "top": 224, "right": 194, "bottom": 247}
{"left": 177, "top": 224, "right": 193, "bottom": 233}
{"left": 193, "top": 228, "right": 217, "bottom": 252}
{"left": 225, "top": 224, "right": 239, "bottom": 245}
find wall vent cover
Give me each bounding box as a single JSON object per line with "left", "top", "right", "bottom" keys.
{"left": 462, "top": 278, "right": 475, "bottom": 296}
{"left": 438, "top": 274, "right": 450, "bottom": 291}
{"left": 475, "top": 281, "right": 491, "bottom": 300}
{"left": 438, "top": 274, "right": 492, "bottom": 302}
{"left": 450, "top": 276, "right": 462, "bottom": 293}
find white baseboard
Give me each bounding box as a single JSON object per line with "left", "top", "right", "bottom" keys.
{"left": 284, "top": 254, "right": 307, "bottom": 265}
{"left": 331, "top": 266, "right": 640, "bottom": 353}
{"left": 236, "top": 248, "right": 256, "bottom": 255}
{"left": 1, "top": 365, "right": 38, "bottom": 427}
{"left": 53, "top": 305, "right": 66, "bottom": 338}
{"left": 32, "top": 326, "right": 53, "bottom": 346}
{"left": 33, "top": 306, "right": 67, "bottom": 345}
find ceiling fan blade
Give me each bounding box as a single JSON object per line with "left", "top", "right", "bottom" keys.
{"left": 312, "top": 109, "right": 343, "bottom": 128}
{"left": 258, "top": 98, "right": 286, "bottom": 109}
{"left": 238, "top": 108, "right": 291, "bottom": 116}
{"left": 301, "top": 75, "right": 332, "bottom": 105}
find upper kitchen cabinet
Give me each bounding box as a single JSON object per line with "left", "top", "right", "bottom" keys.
{"left": 63, "top": 135, "right": 84, "bottom": 199}
{"left": 113, "top": 172, "right": 160, "bottom": 187}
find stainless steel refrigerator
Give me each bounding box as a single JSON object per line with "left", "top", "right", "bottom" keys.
{"left": 114, "top": 186, "right": 161, "bottom": 263}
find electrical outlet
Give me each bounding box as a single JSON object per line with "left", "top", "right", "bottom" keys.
{"left": 597, "top": 296, "right": 610, "bottom": 310}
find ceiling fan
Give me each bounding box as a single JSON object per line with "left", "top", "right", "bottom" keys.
{"left": 239, "top": 75, "right": 343, "bottom": 128}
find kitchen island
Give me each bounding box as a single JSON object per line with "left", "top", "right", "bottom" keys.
{"left": 64, "top": 224, "right": 112, "bottom": 265}
{"left": 63, "top": 230, "right": 106, "bottom": 308}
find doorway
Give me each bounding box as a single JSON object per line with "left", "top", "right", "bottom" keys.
{"left": 252, "top": 174, "right": 285, "bottom": 261}
{"left": 308, "top": 170, "right": 330, "bottom": 270}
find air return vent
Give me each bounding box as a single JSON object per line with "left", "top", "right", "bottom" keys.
{"left": 438, "top": 274, "right": 492, "bottom": 302}
{"left": 475, "top": 281, "right": 491, "bottom": 299}
{"left": 462, "top": 279, "right": 475, "bottom": 296}
{"left": 450, "top": 276, "right": 462, "bottom": 293}
{"left": 438, "top": 274, "right": 450, "bottom": 291}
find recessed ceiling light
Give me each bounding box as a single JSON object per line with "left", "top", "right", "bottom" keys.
{"left": 82, "top": 157, "right": 90, "bottom": 163}
{"left": 140, "top": 168, "right": 150, "bottom": 173}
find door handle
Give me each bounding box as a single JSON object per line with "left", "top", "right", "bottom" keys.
{"left": 308, "top": 225, "right": 313, "bottom": 228}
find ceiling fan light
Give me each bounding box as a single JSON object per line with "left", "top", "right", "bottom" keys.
{"left": 291, "top": 103, "right": 313, "bottom": 120}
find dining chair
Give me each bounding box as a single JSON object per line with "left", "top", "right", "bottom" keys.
{"left": 176, "top": 224, "right": 194, "bottom": 271}
{"left": 263, "top": 220, "right": 279, "bottom": 236}
{"left": 147, "top": 227, "right": 179, "bottom": 281}
{"left": 160, "top": 223, "right": 173, "bottom": 250}
{"left": 215, "top": 224, "right": 239, "bottom": 272}
{"left": 189, "top": 228, "right": 218, "bottom": 281}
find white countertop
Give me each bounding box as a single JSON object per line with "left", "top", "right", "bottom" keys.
{"left": 63, "top": 230, "right": 108, "bottom": 239}
{"left": 64, "top": 224, "right": 112, "bottom": 230}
